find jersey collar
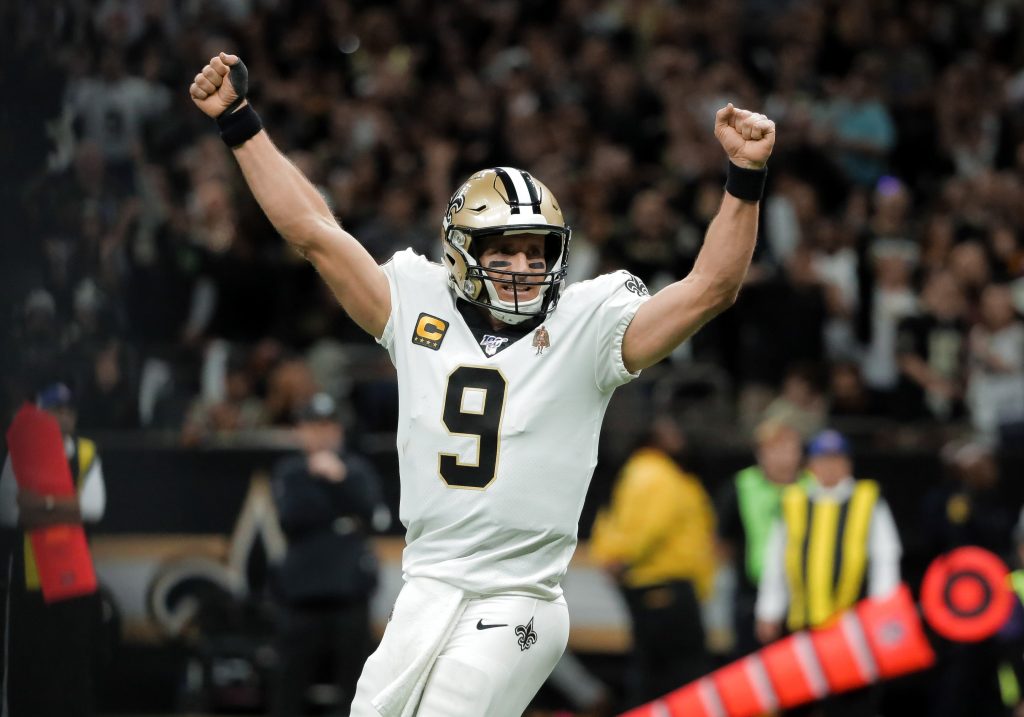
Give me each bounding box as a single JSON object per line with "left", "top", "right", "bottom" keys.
{"left": 456, "top": 299, "right": 541, "bottom": 358}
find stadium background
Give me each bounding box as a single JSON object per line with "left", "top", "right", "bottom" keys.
{"left": 3, "top": 0, "right": 1024, "bottom": 714}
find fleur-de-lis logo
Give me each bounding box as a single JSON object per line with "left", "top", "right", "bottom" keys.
{"left": 515, "top": 617, "right": 538, "bottom": 651}
{"left": 623, "top": 272, "right": 649, "bottom": 296}
{"left": 444, "top": 184, "right": 468, "bottom": 228}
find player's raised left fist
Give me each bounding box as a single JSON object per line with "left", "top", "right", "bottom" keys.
{"left": 714, "top": 103, "right": 776, "bottom": 169}
{"left": 189, "top": 52, "right": 246, "bottom": 118}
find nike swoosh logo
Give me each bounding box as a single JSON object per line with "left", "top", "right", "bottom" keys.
{"left": 476, "top": 620, "right": 508, "bottom": 630}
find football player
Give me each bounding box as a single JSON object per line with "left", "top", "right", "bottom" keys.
{"left": 190, "top": 52, "right": 775, "bottom": 717}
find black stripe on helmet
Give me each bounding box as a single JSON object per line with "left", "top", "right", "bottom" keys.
{"left": 493, "top": 167, "right": 523, "bottom": 214}
{"left": 520, "top": 171, "right": 542, "bottom": 213}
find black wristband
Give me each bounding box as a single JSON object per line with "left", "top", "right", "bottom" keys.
{"left": 725, "top": 162, "right": 767, "bottom": 202}
{"left": 217, "top": 103, "right": 263, "bottom": 148}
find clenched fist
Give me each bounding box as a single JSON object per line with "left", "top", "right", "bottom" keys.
{"left": 190, "top": 52, "right": 246, "bottom": 118}
{"left": 714, "top": 104, "right": 776, "bottom": 169}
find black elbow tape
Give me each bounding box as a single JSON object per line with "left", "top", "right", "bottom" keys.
{"left": 217, "top": 103, "right": 263, "bottom": 148}
{"left": 724, "top": 162, "right": 767, "bottom": 202}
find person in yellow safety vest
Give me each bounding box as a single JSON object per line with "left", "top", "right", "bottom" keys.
{"left": 755, "top": 429, "right": 901, "bottom": 717}
{"left": 0, "top": 383, "right": 107, "bottom": 717}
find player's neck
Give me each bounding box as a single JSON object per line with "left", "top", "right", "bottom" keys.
{"left": 485, "top": 312, "right": 511, "bottom": 331}
{"left": 467, "top": 303, "right": 508, "bottom": 331}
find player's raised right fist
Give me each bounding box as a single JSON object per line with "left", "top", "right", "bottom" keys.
{"left": 189, "top": 52, "right": 247, "bottom": 118}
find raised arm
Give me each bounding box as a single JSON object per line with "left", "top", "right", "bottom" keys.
{"left": 189, "top": 53, "right": 390, "bottom": 338}
{"left": 622, "top": 104, "right": 775, "bottom": 372}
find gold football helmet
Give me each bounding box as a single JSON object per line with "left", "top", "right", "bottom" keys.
{"left": 442, "top": 167, "right": 571, "bottom": 325}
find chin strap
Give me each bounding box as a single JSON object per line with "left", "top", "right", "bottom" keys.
{"left": 486, "top": 305, "right": 535, "bottom": 326}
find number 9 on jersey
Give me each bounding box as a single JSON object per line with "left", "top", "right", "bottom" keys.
{"left": 438, "top": 366, "right": 508, "bottom": 489}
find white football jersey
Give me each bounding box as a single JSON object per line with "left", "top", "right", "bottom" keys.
{"left": 378, "top": 249, "right": 650, "bottom": 599}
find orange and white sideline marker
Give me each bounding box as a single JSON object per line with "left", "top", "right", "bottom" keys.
{"left": 621, "top": 548, "right": 1013, "bottom": 717}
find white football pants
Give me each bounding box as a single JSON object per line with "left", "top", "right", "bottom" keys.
{"left": 350, "top": 591, "right": 569, "bottom": 716}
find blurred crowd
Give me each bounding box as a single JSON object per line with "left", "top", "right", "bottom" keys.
{"left": 4, "top": 0, "right": 1024, "bottom": 448}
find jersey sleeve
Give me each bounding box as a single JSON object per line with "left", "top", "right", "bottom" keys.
{"left": 376, "top": 249, "right": 431, "bottom": 360}
{"left": 592, "top": 271, "right": 651, "bottom": 392}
